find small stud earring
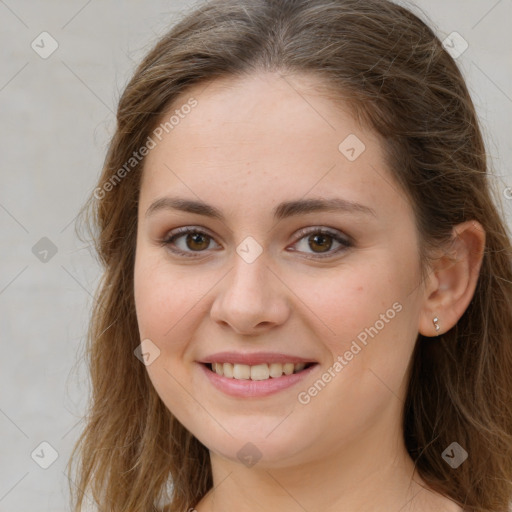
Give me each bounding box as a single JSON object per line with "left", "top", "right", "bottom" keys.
{"left": 433, "top": 316, "right": 440, "bottom": 336}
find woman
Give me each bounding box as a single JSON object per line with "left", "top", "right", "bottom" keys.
{"left": 68, "top": 0, "right": 512, "bottom": 511}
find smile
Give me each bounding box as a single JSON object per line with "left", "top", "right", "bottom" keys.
{"left": 200, "top": 361, "right": 318, "bottom": 398}
{"left": 208, "top": 362, "right": 314, "bottom": 380}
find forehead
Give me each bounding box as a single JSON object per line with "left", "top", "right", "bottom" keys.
{"left": 139, "top": 72, "right": 405, "bottom": 220}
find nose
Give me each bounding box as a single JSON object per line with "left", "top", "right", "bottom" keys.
{"left": 209, "top": 251, "right": 290, "bottom": 335}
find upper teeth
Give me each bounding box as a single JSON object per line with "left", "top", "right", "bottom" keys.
{"left": 212, "top": 362, "right": 307, "bottom": 380}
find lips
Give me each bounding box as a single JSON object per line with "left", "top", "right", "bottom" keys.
{"left": 199, "top": 357, "right": 318, "bottom": 398}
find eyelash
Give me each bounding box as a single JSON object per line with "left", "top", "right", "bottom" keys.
{"left": 160, "top": 226, "right": 353, "bottom": 260}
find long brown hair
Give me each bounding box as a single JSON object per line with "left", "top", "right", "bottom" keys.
{"left": 67, "top": 1, "right": 512, "bottom": 510}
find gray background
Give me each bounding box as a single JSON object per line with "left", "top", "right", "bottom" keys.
{"left": 0, "top": 1, "right": 511, "bottom": 511}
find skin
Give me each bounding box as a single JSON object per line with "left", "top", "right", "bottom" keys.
{"left": 133, "top": 71, "right": 485, "bottom": 511}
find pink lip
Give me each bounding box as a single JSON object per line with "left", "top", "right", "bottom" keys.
{"left": 199, "top": 351, "right": 316, "bottom": 366}
{"left": 198, "top": 361, "right": 318, "bottom": 398}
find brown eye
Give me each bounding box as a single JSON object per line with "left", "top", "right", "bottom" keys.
{"left": 307, "top": 233, "right": 333, "bottom": 253}
{"left": 162, "top": 226, "right": 352, "bottom": 260}
{"left": 185, "top": 232, "right": 210, "bottom": 251}
{"left": 291, "top": 228, "right": 352, "bottom": 259}
{"left": 162, "top": 227, "right": 220, "bottom": 257}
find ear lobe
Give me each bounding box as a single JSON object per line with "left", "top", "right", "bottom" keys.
{"left": 418, "top": 220, "right": 485, "bottom": 337}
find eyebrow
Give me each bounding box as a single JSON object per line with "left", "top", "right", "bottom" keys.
{"left": 145, "top": 196, "right": 376, "bottom": 221}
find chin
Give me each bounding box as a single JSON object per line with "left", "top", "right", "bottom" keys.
{"left": 195, "top": 428, "right": 313, "bottom": 470}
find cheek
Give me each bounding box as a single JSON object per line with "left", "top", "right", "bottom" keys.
{"left": 133, "top": 251, "right": 216, "bottom": 354}
{"left": 301, "top": 259, "right": 399, "bottom": 328}
{"left": 297, "top": 253, "right": 418, "bottom": 376}
{"left": 135, "top": 271, "right": 186, "bottom": 346}
{"left": 291, "top": 260, "right": 418, "bottom": 439}
{"left": 134, "top": 257, "right": 169, "bottom": 341}
{"left": 133, "top": 254, "right": 207, "bottom": 418}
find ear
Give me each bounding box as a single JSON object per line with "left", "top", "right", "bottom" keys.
{"left": 418, "top": 220, "right": 486, "bottom": 337}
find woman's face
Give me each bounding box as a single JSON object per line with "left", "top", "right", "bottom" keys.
{"left": 134, "top": 71, "right": 428, "bottom": 469}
